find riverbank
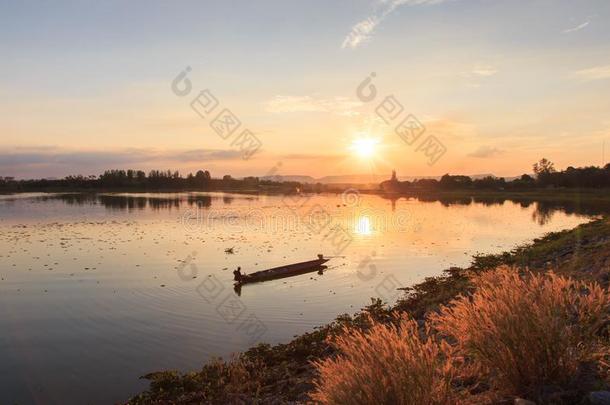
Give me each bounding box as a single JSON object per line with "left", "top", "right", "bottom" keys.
{"left": 128, "top": 216, "right": 610, "bottom": 404}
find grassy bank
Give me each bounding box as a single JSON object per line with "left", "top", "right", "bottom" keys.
{"left": 128, "top": 217, "right": 610, "bottom": 404}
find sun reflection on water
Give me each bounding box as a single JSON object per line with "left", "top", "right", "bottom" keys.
{"left": 355, "top": 215, "right": 372, "bottom": 235}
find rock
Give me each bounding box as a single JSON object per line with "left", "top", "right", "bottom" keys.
{"left": 514, "top": 399, "right": 536, "bottom": 405}
{"left": 589, "top": 391, "right": 610, "bottom": 405}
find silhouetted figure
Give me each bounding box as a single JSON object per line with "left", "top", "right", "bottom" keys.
{"left": 233, "top": 266, "right": 243, "bottom": 282}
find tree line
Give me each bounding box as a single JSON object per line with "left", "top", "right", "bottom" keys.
{"left": 381, "top": 159, "right": 610, "bottom": 191}
{"left": 0, "top": 169, "right": 299, "bottom": 192}
{"left": 2, "top": 159, "right": 609, "bottom": 193}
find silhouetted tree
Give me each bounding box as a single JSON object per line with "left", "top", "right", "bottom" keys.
{"left": 440, "top": 174, "right": 473, "bottom": 189}
{"left": 533, "top": 158, "right": 556, "bottom": 186}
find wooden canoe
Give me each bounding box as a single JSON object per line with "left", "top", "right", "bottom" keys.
{"left": 234, "top": 255, "right": 329, "bottom": 285}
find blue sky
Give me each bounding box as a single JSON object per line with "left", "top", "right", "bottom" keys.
{"left": 1, "top": 0, "right": 609, "bottom": 178}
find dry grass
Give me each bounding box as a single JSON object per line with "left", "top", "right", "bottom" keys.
{"left": 312, "top": 267, "right": 610, "bottom": 404}
{"left": 432, "top": 266, "right": 610, "bottom": 401}
{"left": 310, "top": 315, "right": 460, "bottom": 405}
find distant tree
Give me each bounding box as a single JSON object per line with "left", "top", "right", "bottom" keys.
{"left": 195, "top": 170, "right": 211, "bottom": 181}
{"left": 520, "top": 174, "right": 534, "bottom": 182}
{"left": 186, "top": 173, "right": 195, "bottom": 186}
{"left": 242, "top": 176, "right": 259, "bottom": 184}
{"left": 508, "top": 173, "right": 536, "bottom": 189}
{"left": 473, "top": 176, "right": 506, "bottom": 190}
{"left": 533, "top": 158, "right": 555, "bottom": 176}
{"left": 413, "top": 178, "right": 439, "bottom": 189}
{"left": 533, "top": 158, "right": 556, "bottom": 186}
{"left": 192, "top": 170, "right": 211, "bottom": 189}
{"left": 440, "top": 174, "right": 473, "bottom": 189}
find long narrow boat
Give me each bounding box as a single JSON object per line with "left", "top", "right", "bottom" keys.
{"left": 234, "top": 255, "right": 329, "bottom": 285}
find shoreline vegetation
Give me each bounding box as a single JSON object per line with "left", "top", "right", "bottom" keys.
{"left": 1, "top": 159, "right": 609, "bottom": 195}
{"left": 128, "top": 217, "right": 610, "bottom": 404}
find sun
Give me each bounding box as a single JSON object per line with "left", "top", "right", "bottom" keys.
{"left": 350, "top": 138, "right": 379, "bottom": 159}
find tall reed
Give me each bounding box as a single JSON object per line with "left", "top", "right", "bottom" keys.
{"left": 311, "top": 315, "right": 459, "bottom": 405}
{"left": 432, "top": 266, "right": 610, "bottom": 400}
{"left": 312, "top": 267, "right": 610, "bottom": 404}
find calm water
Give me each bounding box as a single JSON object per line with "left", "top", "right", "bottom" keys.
{"left": 0, "top": 192, "right": 604, "bottom": 404}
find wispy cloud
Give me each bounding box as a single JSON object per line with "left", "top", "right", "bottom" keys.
{"left": 0, "top": 147, "right": 243, "bottom": 165}
{"left": 342, "top": 0, "right": 451, "bottom": 49}
{"left": 472, "top": 64, "right": 498, "bottom": 77}
{"left": 562, "top": 21, "right": 590, "bottom": 33}
{"left": 265, "top": 95, "right": 362, "bottom": 116}
{"left": 0, "top": 147, "right": 243, "bottom": 178}
{"left": 468, "top": 146, "right": 504, "bottom": 158}
{"left": 280, "top": 153, "right": 346, "bottom": 161}
{"left": 342, "top": 16, "right": 381, "bottom": 49}
{"left": 574, "top": 65, "right": 610, "bottom": 81}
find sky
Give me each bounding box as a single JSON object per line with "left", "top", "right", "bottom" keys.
{"left": 1, "top": 0, "right": 610, "bottom": 179}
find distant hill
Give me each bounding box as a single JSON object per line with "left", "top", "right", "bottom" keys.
{"left": 260, "top": 175, "right": 318, "bottom": 183}
{"left": 260, "top": 173, "right": 514, "bottom": 184}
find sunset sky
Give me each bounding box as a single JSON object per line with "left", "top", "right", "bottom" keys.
{"left": 1, "top": 0, "right": 609, "bottom": 179}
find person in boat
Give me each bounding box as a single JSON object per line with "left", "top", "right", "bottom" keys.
{"left": 233, "top": 266, "right": 243, "bottom": 282}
